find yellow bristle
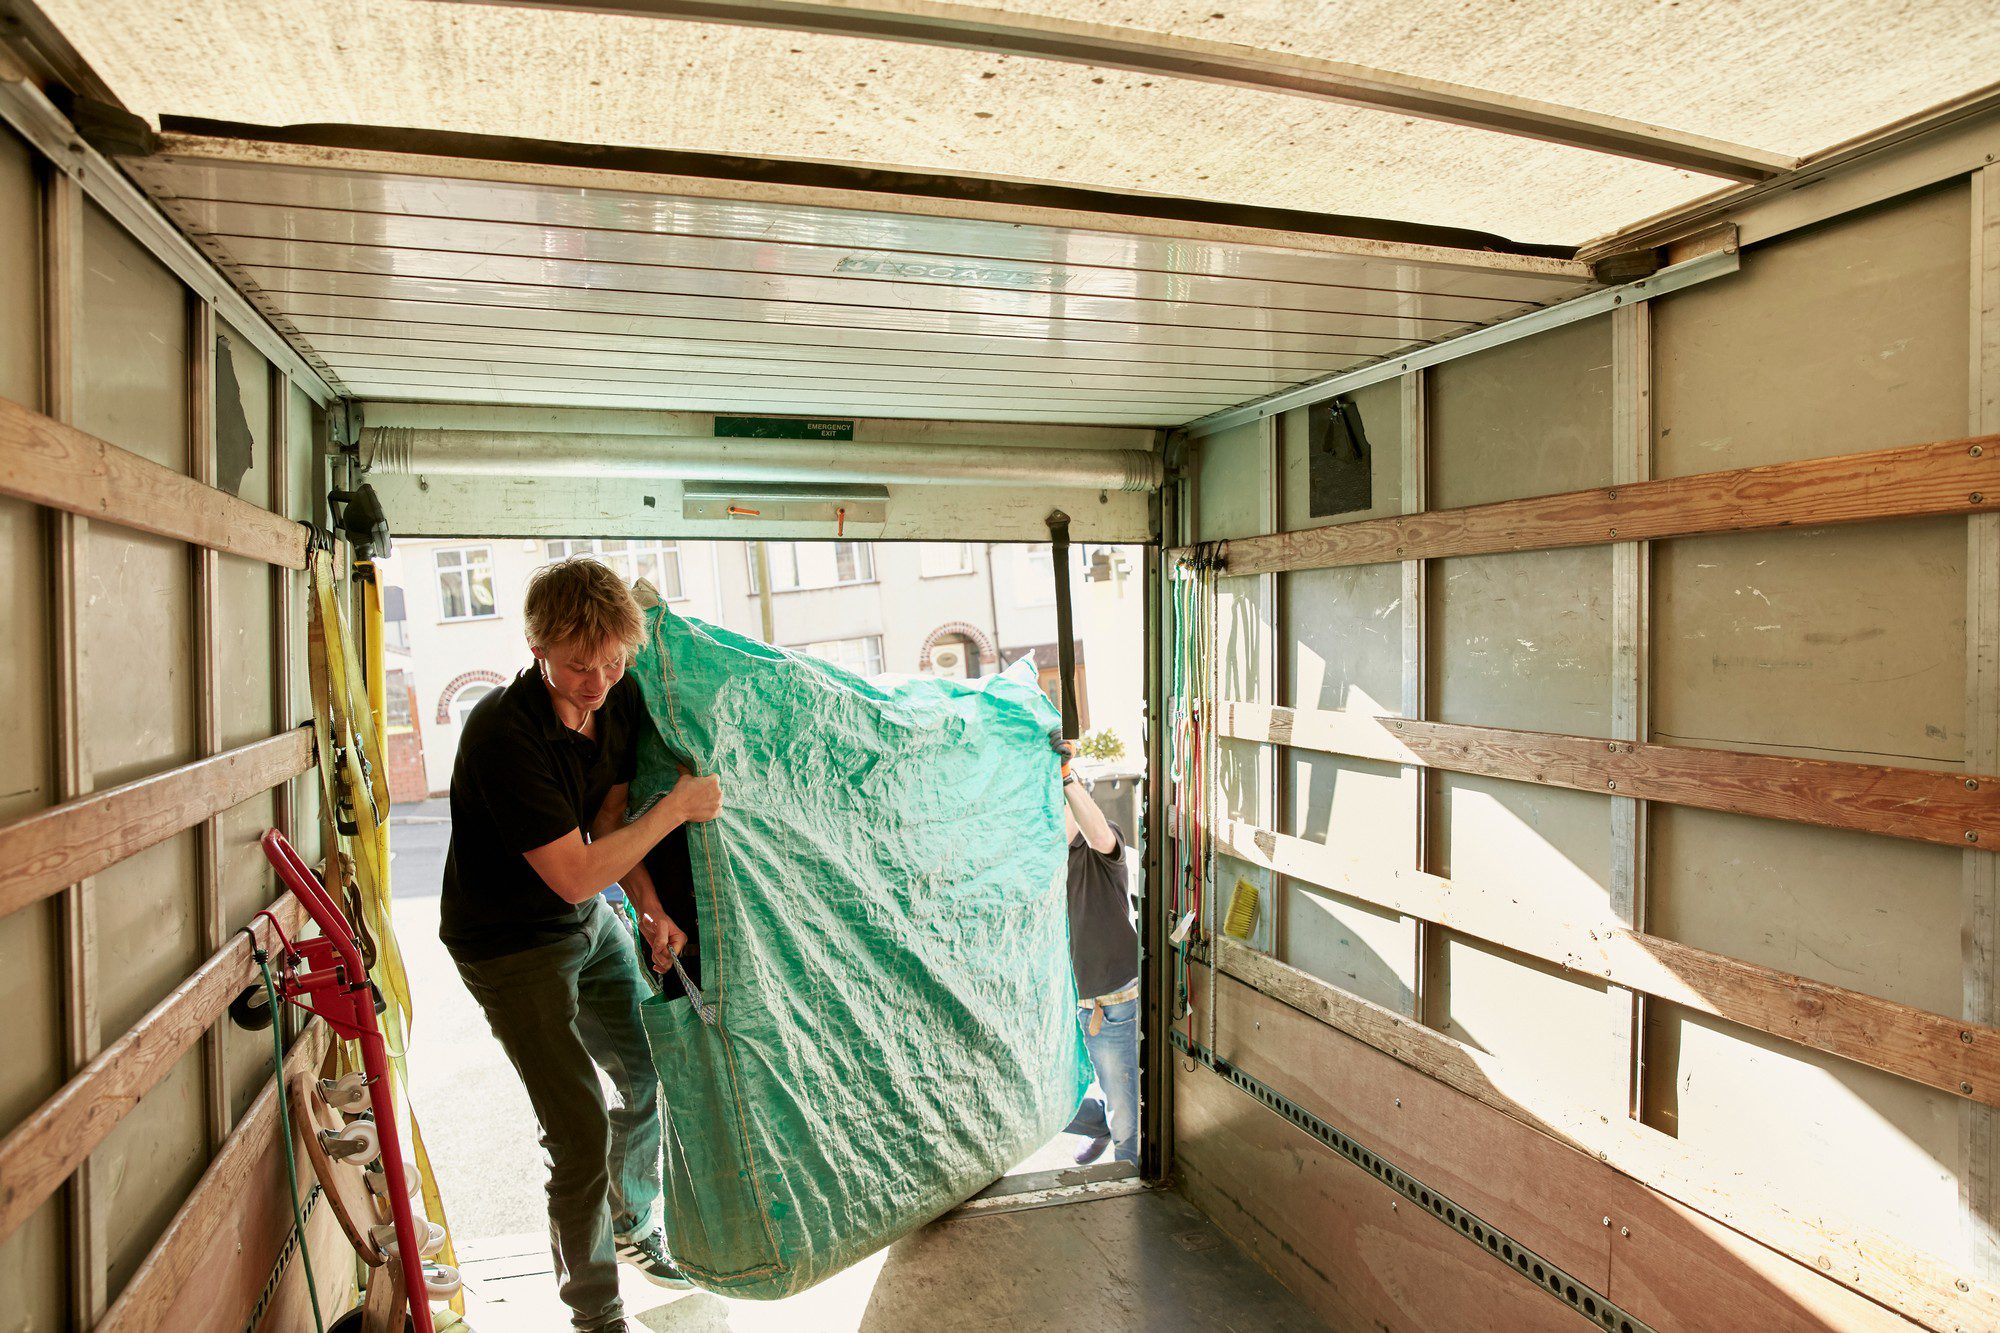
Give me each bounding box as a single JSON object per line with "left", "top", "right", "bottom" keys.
{"left": 1223, "top": 878, "right": 1261, "bottom": 940}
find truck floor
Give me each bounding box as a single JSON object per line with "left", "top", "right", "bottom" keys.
{"left": 451, "top": 1186, "right": 1328, "bottom": 1331}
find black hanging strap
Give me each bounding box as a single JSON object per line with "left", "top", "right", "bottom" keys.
{"left": 1045, "top": 508, "right": 1081, "bottom": 740}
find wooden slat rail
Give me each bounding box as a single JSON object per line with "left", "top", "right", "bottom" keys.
{"left": 97, "top": 1019, "right": 329, "bottom": 1333}
{"left": 0, "top": 394, "right": 311, "bottom": 570}
{"left": 1215, "top": 818, "right": 2000, "bottom": 1108}
{"left": 1214, "top": 701, "right": 2000, "bottom": 849}
{"left": 0, "top": 728, "right": 314, "bottom": 921}
{"left": 1205, "top": 946, "right": 2000, "bottom": 1332}
{"left": 1177, "top": 433, "right": 2000, "bottom": 576}
{"left": 0, "top": 893, "right": 306, "bottom": 1247}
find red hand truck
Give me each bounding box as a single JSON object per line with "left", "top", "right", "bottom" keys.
{"left": 260, "top": 828, "right": 437, "bottom": 1333}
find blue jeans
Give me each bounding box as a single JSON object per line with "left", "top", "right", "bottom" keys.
{"left": 1064, "top": 996, "right": 1140, "bottom": 1165}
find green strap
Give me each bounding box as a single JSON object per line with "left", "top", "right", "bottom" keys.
{"left": 259, "top": 954, "right": 326, "bottom": 1333}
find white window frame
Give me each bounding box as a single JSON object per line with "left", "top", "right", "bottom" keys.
{"left": 1019, "top": 544, "right": 1056, "bottom": 607}
{"left": 748, "top": 541, "right": 877, "bottom": 593}
{"left": 545, "top": 538, "right": 686, "bottom": 601}
{"left": 451, "top": 683, "right": 498, "bottom": 726}
{"left": 435, "top": 545, "right": 498, "bottom": 622}
{"left": 918, "top": 542, "right": 976, "bottom": 578}
{"left": 793, "top": 635, "right": 885, "bottom": 677}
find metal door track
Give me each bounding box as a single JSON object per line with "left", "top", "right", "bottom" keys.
{"left": 1173, "top": 1032, "right": 1655, "bottom": 1333}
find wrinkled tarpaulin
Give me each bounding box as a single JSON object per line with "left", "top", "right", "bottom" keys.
{"left": 627, "top": 605, "right": 1089, "bottom": 1298}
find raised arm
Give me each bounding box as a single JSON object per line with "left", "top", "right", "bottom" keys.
{"left": 1053, "top": 734, "right": 1119, "bottom": 856}
{"left": 524, "top": 772, "right": 721, "bottom": 904}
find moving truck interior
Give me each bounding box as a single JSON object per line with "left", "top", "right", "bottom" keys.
{"left": 2, "top": 3, "right": 1999, "bottom": 1329}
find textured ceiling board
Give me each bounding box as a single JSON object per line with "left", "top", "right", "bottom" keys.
{"left": 940, "top": 0, "right": 2000, "bottom": 160}
{"left": 127, "top": 147, "right": 1593, "bottom": 424}
{"left": 48, "top": 0, "right": 1723, "bottom": 244}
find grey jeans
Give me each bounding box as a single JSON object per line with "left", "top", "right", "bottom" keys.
{"left": 452, "top": 898, "right": 664, "bottom": 1331}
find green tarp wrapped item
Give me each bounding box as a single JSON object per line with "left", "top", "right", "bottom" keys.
{"left": 625, "top": 604, "right": 1091, "bottom": 1298}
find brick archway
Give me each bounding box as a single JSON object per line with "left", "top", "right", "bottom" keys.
{"left": 918, "top": 621, "right": 999, "bottom": 671}
{"left": 436, "top": 669, "right": 507, "bottom": 724}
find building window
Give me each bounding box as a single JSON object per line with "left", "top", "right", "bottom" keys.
{"left": 918, "top": 543, "right": 974, "bottom": 578}
{"left": 382, "top": 584, "right": 410, "bottom": 651}
{"left": 435, "top": 546, "right": 497, "bottom": 621}
{"left": 749, "top": 541, "right": 877, "bottom": 593}
{"left": 545, "top": 538, "right": 685, "bottom": 600}
{"left": 385, "top": 668, "right": 414, "bottom": 729}
{"left": 794, "top": 635, "right": 884, "bottom": 677}
{"left": 452, "top": 683, "right": 498, "bottom": 726}
{"left": 1020, "top": 544, "right": 1056, "bottom": 606}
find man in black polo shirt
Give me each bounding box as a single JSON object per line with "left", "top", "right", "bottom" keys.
{"left": 442, "top": 558, "right": 721, "bottom": 1333}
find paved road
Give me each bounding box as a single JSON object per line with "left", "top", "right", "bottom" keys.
{"left": 388, "top": 801, "right": 546, "bottom": 1244}
{"left": 390, "top": 798, "right": 451, "bottom": 898}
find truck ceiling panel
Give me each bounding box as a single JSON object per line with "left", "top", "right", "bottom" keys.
{"left": 121, "top": 150, "right": 1596, "bottom": 424}
{"left": 47, "top": 0, "right": 1724, "bottom": 245}
{"left": 948, "top": 0, "right": 2000, "bottom": 161}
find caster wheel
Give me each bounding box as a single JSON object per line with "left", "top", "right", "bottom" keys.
{"left": 423, "top": 1261, "right": 463, "bottom": 1302}
{"left": 366, "top": 1154, "right": 422, "bottom": 1199}
{"left": 372, "top": 1219, "right": 447, "bottom": 1259}
{"left": 318, "top": 1072, "right": 371, "bottom": 1114}
{"left": 321, "top": 1118, "right": 381, "bottom": 1166}
{"left": 227, "top": 984, "right": 274, "bottom": 1031}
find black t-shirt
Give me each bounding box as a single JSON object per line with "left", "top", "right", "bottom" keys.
{"left": 1068, "top": 822, "right": 1139, "bottom": 1001}
{"left": 440, "top": 667, "right": 643, "bottom": 961}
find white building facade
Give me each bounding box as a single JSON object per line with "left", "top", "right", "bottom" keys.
{"left": 377, "top": 537, "right": 1145, "bottom": 797}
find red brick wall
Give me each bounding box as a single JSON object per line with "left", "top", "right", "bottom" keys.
{"left": 386, "top": 729, "right": 430, "bottom": 804}
{"left": 385, "top": 676, "right": 432, "bottom": 803}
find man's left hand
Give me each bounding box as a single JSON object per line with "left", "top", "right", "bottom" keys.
{"left": 637, "top": 908, "right": 688, "bottom": 970}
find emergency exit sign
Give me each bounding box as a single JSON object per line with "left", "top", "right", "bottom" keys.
{"left": 714, "top": 415, "right": 855, "bottom": 441}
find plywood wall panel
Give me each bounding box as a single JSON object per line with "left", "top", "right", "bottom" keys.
{"left": 93, "top": 833, "right": 201, "bottom": 1043}
{"left": 0, "top": 1198, "right": 65, "bottom": 1333}
{"left": 1282, "top": 561, "right": 1404, "bottom": 715}
{"left": 85, "top": 529, "right": 194, "bottom": 787}
{"left": 0, "top": 125, "right": 50, "bottom": 823}
{"left": 1195, "top": 419, "right": 1268, "bottom": 543}
{"left": 286, "top": 385, "right": 316, "bottom": 525}
{"left": 0, "top": 130, "right": 61, "bottom": 1256}
{"left": 76, "top": 202, "right": 186, "bottom": 469}
{"left": 1651, "top": 807, "right": 1962, "bottom": 1013}
{"left": 1174, "top": 1062, "right": 1596, "bottom": 1333}
{"left": 1432, "top": 774, "right": 1614, "bottom": 921}
{"left": 1653, "top": 184, "right": 1970, "bottom": 479}
{"left": 1281, "top": 884, "right": 1418, "bottom": 1017}
{"left": 285, "top": 385, "right": 319, "bottom": 859}
{"left": 1278, "top": 376, "right": 1403, "bottom": 529}
{"left": 1216, "top": 573, "right": 1271, "bottom": 705}
{"left": 0, "top": 128, "right": 42, "bottom": 407}
{"left": 1653, "top": 519, "right": 1966, "bottom": 769}
{"left": 1427, "top": 313, "right": 1613, "bottom": 510}
{"left": 1433, "top": 933, "right": 1623, "bottom": 1115}
{"left": 95, "top": 1048, "right": 207, "bottom": 1302}
{"left": 1644, "top": 1004, "right": 1960, "bottom": 1264}
{"left": 1431, "top": 548, "right": 1615, "bottom": 739}
{"left": 1283, "top": 751, "right": 1419, "bottom": 1013}
{"left": 220, "top": 553, "right": 278, "bottom": 751}
{"left": 217, "top": 323, "right": 278, "bottom": 754}
{"left": 220, "top": 791, "right": 279, "bottom": 1118}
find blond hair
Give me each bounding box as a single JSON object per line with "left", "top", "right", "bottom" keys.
{"left": 523, "top": 557, "right": 645, "bottom": 657}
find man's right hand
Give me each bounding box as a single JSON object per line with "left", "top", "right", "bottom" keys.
{"left": 667, "top": 772, "right": 724, "bottom": 823}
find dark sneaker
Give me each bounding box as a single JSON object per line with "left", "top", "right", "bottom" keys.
{"left": 1074, "top": 1134, "right": 1112, "bottom": 1166}
{"left": 615, "top": 1231, "right": 694, "bottom": 1289}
